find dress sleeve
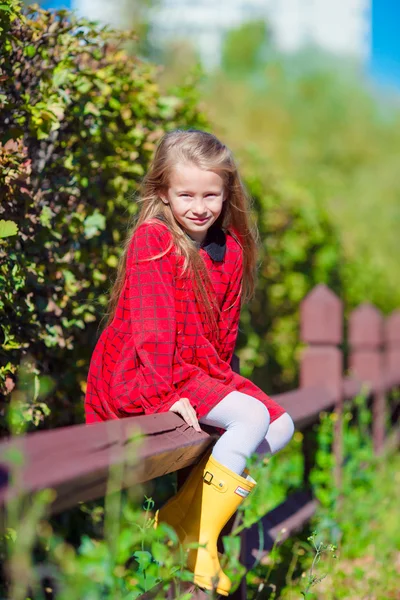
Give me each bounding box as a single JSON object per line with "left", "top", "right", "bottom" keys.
{"left": 126, "top": 222, "right": 182, "bottom": 414}
{"left": 216, "top": 245, "right": 243, "bottom": 365}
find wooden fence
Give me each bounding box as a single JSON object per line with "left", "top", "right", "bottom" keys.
{"left": 0, "top": 284, "right": 399, "bottom": 599}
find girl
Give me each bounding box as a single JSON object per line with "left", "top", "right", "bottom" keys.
{"left": 85, "top": 129, "right": 294, "bottom": 596}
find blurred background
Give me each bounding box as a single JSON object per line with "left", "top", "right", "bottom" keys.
{"left": 39, "top": 0, "right": 400, "bottom": 85}
{"left": 34, "top": 0, "right": 400, "bottom": 310}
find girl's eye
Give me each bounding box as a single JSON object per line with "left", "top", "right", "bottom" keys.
{"left": 179, "top": 193, "right": 218, "bottom": 198}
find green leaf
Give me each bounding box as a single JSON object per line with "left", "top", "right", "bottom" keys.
{"left": 109, "top": 97, "right": 121, "bottom": 110}
{"left": 52, "top": 67, "right": 70, "bottom": 88}
{"left": 133, "top": 550, "right": 152, "bottom": 572}
{"left": 106, "top": 255, "right": 118, "bottom": 268}
{"left": 24, "top": 45, "right": 36, "bottom": 58}
{"left": 76, "top": 80, "right": 92, "bottom": 94}
{"left": 150, "top": 541, "right": 169, "bottom": 564}
{"left": 4, "top": 528, "right": 17, "bottom": 543}
{"left": 158, "top": 96, "right": 181, "bottom": 119}
{"left": 39, "top": 206, "right": 54, "bottom": 228}
{"left": 37, "top": 127, "right": 50, "bottom": 140}
{"left": 0, "top": 220, "right": 18, "bottom": 239}
{"left": 84, "top": 211, "right": 106, "bottom": 239}
{"left": 84, "top": 101, "right": 100, "bottom": 116}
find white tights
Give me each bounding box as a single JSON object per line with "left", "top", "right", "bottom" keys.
{"left": 199, "top": 391, "right": 295, "bottom": 475}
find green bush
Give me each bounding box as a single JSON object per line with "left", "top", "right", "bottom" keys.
{"left": 206, "top": 20, "right": 400, "bottom": 313}
{"left": 236, "top": 153, "right": 342, "bottom": 393}
{"left": 0, "top": 0, "right": 207, "bottom": 434}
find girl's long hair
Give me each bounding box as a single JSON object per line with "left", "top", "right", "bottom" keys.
{"left": 104, "top": 129, "right": 260, "bottom": 331}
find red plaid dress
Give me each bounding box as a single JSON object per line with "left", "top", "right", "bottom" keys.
{"left": 84, "top": 218, "right": 285, "bottom": 424}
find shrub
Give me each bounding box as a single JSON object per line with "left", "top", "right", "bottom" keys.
{"left": 0, "top": 0, "right": 207, "bottom": 434}
{"left": 236, "top": 153, "right": 342, "bottom": 393}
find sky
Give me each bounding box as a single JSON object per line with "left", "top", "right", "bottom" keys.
{"left": 40, "top": 0, "right": 71, "bottom": 7}
{"left": 370, "top": 0, "right": 400, "bottom": 88}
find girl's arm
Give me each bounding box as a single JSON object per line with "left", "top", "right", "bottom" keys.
{"left": 217, "top": 248, "right": 243, "bottom": 365}
{"left": 124, "top": 222, "right": 182, "bottom": 414}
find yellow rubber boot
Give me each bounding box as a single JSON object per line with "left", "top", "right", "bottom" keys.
{"left": 174, "top": 455, "right": 256, "bottom": 596}
{"left": 154, "top": 449, "right": 212, "bottom": 531}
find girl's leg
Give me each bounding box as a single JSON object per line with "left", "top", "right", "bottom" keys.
{"left": 255, "top": 412, "right": 295, "bottom": 456}
{"left": 200, "top": 392, "right": 295, "bottom": 474}
{"left": 160, "top": 392, "right": 293, "bottom": 595}
{"left": 199, "top": 391, "right": 270, "bottom": 475}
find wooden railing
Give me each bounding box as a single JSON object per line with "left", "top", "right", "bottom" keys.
{"left": 0, "top": 284, "right": 399, "bottom": 599}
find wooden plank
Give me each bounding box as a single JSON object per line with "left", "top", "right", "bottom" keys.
{"left": 272, "top": 386, "right": 335, "bottom": 430}
{"left": 343, "top": 373, "right": 400, "bottom": 398}
{"left": 0, "top": 413, "right": 214, "bottom": 514}
{"left": 383, "top": 424, "right": 400, "bottom": 454}
{"left": 1, "top": 377, "right": 397, "bottom": 514}
{"left": 343, "top": 377, "right": 363, "bottom": 399}
{"left": 0, "top": 386, "right": 337, "bottom": 513}
{"left": 383, "top": 372, "right": 400, "bottom": 391}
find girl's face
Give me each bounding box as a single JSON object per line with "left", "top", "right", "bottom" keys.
{"left": 160, "top": 162, "right": 226, "bottom": 244}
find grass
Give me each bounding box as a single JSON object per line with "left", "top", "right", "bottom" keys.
{"left": 279, "top": 453, "right": 400, "bottom": 600}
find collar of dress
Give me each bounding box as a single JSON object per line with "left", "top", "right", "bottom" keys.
{"left": 154, "top": 216, "right": 226, "bottom": 262}
{"left": 195, "top": 222, "right": 226, "bottom": 262}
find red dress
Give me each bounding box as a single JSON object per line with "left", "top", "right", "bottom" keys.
{"left": 84, "top": 218, "right": 285, "bottom": 425}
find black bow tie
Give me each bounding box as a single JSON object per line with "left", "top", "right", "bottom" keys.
{"left": 198, "top": 223, "right": 226, "bottom": 262}
{"left": 154, "top": 215, "right": 226, "bottom": 262}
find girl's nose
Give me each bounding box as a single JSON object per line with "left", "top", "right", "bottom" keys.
{"left": 193, "top": 198, "right": 207, "bottom": 214}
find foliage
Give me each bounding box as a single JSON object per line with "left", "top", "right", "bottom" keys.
{"left": 0, "top": 0, "right": 207, "bottom": 434}
{"left": 300, "top": 532, "right": 337, "bottom": 599}
{"left": 253, "top": 396, "right": 400, "bottom": 600}
{"left": 221, "top": 20, "right": 271, "bottom": 77}
{"left": 237, "top": 154, "right": 342, "bottom": 393}
{"left": 0, "top": 220, "right": 18, "bottom": 239}
{"left": 0, "top": 431, "right": 192, "bottom": 600}
{"left": 204, "top": 20, "right": 400, "bottom": 314}
{"left": 0, "top": 406, "right": 253, "bottom": 600}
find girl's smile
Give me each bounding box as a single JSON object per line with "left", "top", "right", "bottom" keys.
{"left": 188, "top": 216, "right": 211, "bottom": 224}
{"left": 160, "top": 162, "right": 226, "bottom": 244}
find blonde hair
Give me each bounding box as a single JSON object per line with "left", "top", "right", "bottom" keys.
{"left": 105, "top": 129, "right": 260, "bottom": 331}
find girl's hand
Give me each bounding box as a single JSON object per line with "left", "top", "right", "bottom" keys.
{"left": 169, "top": 398, "right": 202, "bottom": 433}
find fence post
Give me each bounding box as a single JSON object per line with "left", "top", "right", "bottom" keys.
{"left": 349, "top": 304, "right": 385, "bottom": 454}
{"left": 300, "top": 284, "right": 343, "bottom": 489}
{"left": 385, "top": 309, "right": 400, "bottom": 380}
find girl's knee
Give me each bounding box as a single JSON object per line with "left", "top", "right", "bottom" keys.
{"left": 203, "top": 391, "right": 271, "bottom": 440}
{"left": 245, "top": 399, "right": 270, "bottom": 438}
{"left": 274, "top": 412, "right": 295, "bottom": 448}
{"left": 228, "top": 394, "right": 270, "bottom": 439}
{"left": 281, "top": 412, "right": 295, "bottom": 443}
